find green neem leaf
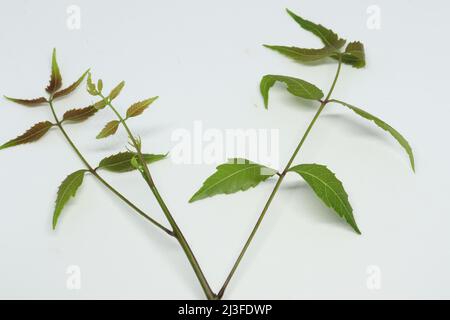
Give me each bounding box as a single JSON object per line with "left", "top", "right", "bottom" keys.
{"left": 86, "top": 72, "right": 98, "bottom": 96}
{"left": 109, "top": 81, "right": 125, "bottom": 100}
{"left": 330, "top": 99, "right": 415, "bottom": 171}
{"left": 62, "top": 106, "right": 98, "bottom": 122}
{"left": 333, "top": 41, "right": 366, "bottom": 68}
{"left": 189, "top": 158, "right": 277, "bottom": 203}
{"left": 96, "top": 120, "right": 120, "bottom": 139}
{"left": 289, "top": 163, "right": 360, "bottom": 234}
{"left": 343, "top": 41, "right": 366, "bottom": 68}
{"left": 97, "top": 79, "right": 103, "bottom": 93}
{"left": 98, "top": 152, "right": 166, "bottom": 172}
{"left": 263, "top": 45, "right": 337, "bottom": 63}
{"left": 286, "top": 9, "right": 346, "bottom": 50}
{"left": 260, "top": 75, "right": 324, "bottom": 108}
{"left": 52, "top": 170, "right": 86, "bottom": 229}
{"left": 46, "top": 48, "right": 63, "bottom": 94}
{"left": 53, "top": 69, "right": 90, "bottom": 99}
{"left": 0, "top": 121, "right": 54, "bottom": 150}
{"left": 126, "top": 96, "right": 158, "bottom": 119}
{"left": 4, "top": 96, "right": 47, "bottom": 107}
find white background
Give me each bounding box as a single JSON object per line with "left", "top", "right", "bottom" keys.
{"left": 0, "top": 0, "right": 449, "bottom": 299}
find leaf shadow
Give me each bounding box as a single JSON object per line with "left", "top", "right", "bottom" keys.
{"left": 321, "top": 112, "right": 390, "bottom": 142}
{"left": 132, "top": 122, "right": 172, "bottom": 140}
{"left": 89, "top": 174, "right": 202, "bottom": 297}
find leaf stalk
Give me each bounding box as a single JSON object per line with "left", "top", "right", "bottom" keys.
{"left": 98, "top": 93, "right": 216, "bottom": 300}
{"left": 47, "top": 98, "right": 174, "bottom": 237}
{"left": 217, "top": 56, "right": 343, "bottom": 299}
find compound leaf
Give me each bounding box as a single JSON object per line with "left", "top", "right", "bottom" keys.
{"left": 330, "top": 99, "right": 414, "bottom": 171}
{"left": 126, "top": 96, "right": 158, "bottom": 119}
{"left": 46, "top": 48, "right": 63, "bottom": 94}
{"left": 62, "top": 106, "right": 98, "bottom": 123}
{"left": 260, "top": 75, "right": 324, "bottom": 108}
{"left": 0, "top": 121, "right": 53, "bottom": 150}
{"left": 289, "top": 163, "right": 360, "bottom": 234}
{"left": 53, "top": 69, "right": 90, "bottom": 99}
{"left": 96, "top": 120, "right": 120, "bottom": 139}
{"left": 98, "top": 152, "right": 166, "bottom": 172}
{"left": 286, "top": 9, "right": 346, "bottom": 50}
{"left": 4, "top": 96, "right": 47, "bottom": 107}
{"left": 52, "top": 170, "right": 86, "bottom": 229}
{"left": 189, "top": 158, "right": 277, "bottom": 202}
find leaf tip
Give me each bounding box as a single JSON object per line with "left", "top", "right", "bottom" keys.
{"left": 409, "top": 154, "right": 415, "bottom": 173}
{"left": 188, "top": 193, "right": 197, "bottom": 203}
{"left": 350, "top": 220, "right": 361, "bottom": 235}
{"left": 188, "top": 193, "right": 201, "bottom": 203}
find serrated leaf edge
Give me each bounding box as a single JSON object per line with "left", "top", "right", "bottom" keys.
{"left": 52, "top": 170, "right": 87, "bottom": 229}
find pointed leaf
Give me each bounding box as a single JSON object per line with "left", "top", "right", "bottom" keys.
{"left": 260, "top": 75, "right": 324, "bottom": 108}
{"left": 4, "top": 96, "right": 47, "bottom": 107}
{"left": 96, "top": 120, "right": 120, "bottom": 139}
{"left": 46, "top": 48, "right": 62, "bottom": 94}
{"left": 330, "top": 99, "right": 414, "bottom": 171}
{"left": 0, "top": 121, "right": 53, "bottom": 150}
{"left": 53, "top": 69, "right": 90, "bottom": 99}
{"left": 264, "top": 45, "right": 337, "bottom": 62}
{"left": 189, "top": 158, "right": 277, "bottom": 202}
{"left": 286, "top": 9, "right": 346, "bottom": 49}
{"left": 52, "top": 170, "right": 86, "bottom": 229}
{"left": 98, "top": 152, "right": 166, "bottom": 172}
{"left": 126, "top": 96, "right": 158, "bottom": 119}
{"left": 289, "top": 164, "right": 360, "bottom": 234}
{"left": 62, "top": 106, "right": 98, "bottom": 122}
{"left": 109, "top": 81, "right": 125, "bottom": 100}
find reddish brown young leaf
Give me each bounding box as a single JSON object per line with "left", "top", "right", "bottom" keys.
{"left": 0, "top": 121, "right": 54, "bottom": 150}
{"left": 126, "top": 97, "right": 158, "bottom": 119}
{"left": 4, "top": 96, "right": 47, "bottom": 107}
{"left": 62, "top": 106, "right": 98, "bottom": 122}
{"left": 53, "top": 69, "right": 90, "bottom": 99}
{"left": 46, "top": 49, "right": 63, "bottom": 94}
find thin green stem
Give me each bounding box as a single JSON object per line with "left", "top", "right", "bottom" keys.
{"left": 99, "top": 93, "right": 216, "bottom": 300}
{"left": 47, "top": 99, "right": 174, "bottom": 237}
{"left": 217, "top": 57, "right": 343, "bottom": 299}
